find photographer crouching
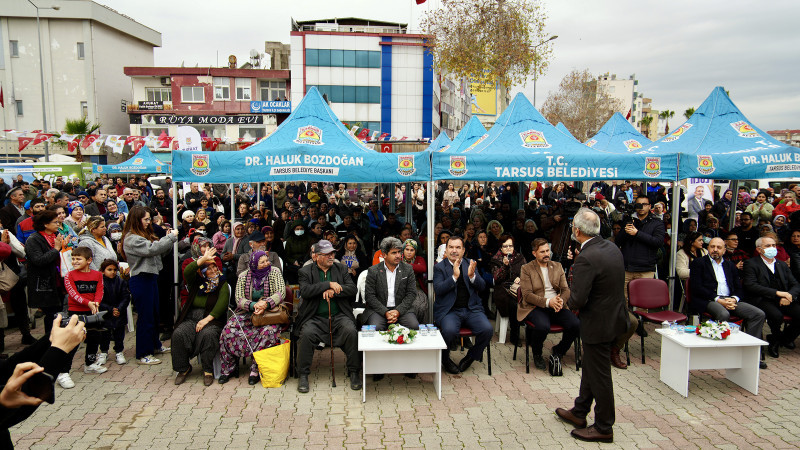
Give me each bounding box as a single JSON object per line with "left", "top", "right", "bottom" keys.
{"left": 0, "top": 315, "right": 86, "bottom": 447}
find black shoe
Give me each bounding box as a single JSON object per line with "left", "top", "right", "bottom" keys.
{"left": 218, "top": 367, "right": 240, "bottom": 384}
{"left": 759, "top": 361, "right": 768, "bottom": 369}
{"left": 457, "top": 355, "right": 475, "bottom": 373}
{"left": 20, "top": 334, "right": 36, "bottom": 346}
{"left": 248, "top": 374, "right": 260, "bottom": 385}
{"left": 635, "top": 321, "right": 648, "bottom": 338}
{"left": 298, "top": 374, "right": 310, "bottom": 393}
{"left": 533, "top": 354, "right": 546, "bottom": 370}
{"left": 350, "top": 371, "right": 362, "bottom": 390}
{"left": 404, "top": 373, "right": 417, "bottom": 379}
{"left": 767, "top": 334, "right": 780, "bottom": 358}
{"left": 782, "top": 340, "right": 796, "bottom": 350}
{"left": 443, "top": 358, "right": 461, "bottom": 374}
{"left": 462, "top": 339, "right": 474, "bottom": 349}
{"left": 372, "top": 374, "right": 385, "bottom": 382}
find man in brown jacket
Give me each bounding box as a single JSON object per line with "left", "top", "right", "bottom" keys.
{"left": 518, "top": 238, "right": 580, "bottom": 370}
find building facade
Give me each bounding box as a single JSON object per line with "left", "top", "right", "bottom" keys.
{"left": 290, "top": 17, "right": 470, "bottom": 140}
{"left": 768, "top": 130, "right": 800, "bottom": 148}
{"left": 123, "top": 66, "right": 291, "bottom": 152}
{"left": 0, "top": 0, "right": 160, "bottom": 160}
{"left": 595, "top": 73, "right": 647, "bottom": 127}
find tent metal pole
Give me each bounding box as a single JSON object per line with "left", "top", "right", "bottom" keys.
{"left": 230, "top": 184, "right": 235, "bottom": 223}
{"left": 405, "top": 182, "right": 412, "bottom": 230}
{"left": 256, "top": 183, "right": 260, "bottom": 212}
{"left": 389, "top": 183, "right": 395, "bottom": 214}
{"left": 728, "top": 180, "right": 739, "bottom": 231}
{"left": 172, "top": 180, "right": 179, "bottom": 322}
{"left": 668, "top": 180, "right": 681, "bottom": 311}
{"left": 427, "top": 179, "right": 435, "bottom": 323}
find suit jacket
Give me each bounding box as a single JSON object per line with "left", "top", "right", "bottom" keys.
{"left": 296, "top": 261, "right": 357, "bottom": 330}
{"left": 742, "top": 256, "right": 800, "bottom": 307}
{"left": 432, "top": 257, "right": 486, "bottom": 324}
{"left": 687, "top": 196, "right": 706, "bottom": 221}
{"left": 688, "top": 255, "right": 743, "bottom": 315}
{"left": 363, "top": 261, "right": 417, "bottom": 319}
{"left": 566, "top": 237, "right": 628, "bottom": 344}
{"left": 0, "top": 204, "right": 22, "bottom": 231}
{"left": 517, "top": 260, "right": 570, "bottom": 321}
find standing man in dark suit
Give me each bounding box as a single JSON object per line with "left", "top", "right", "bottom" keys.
{"left": 690, "top": 238, "right": 767, "bottom": 368}
{"left": 433, "top": 235, "right": 492, "bottom": 375}
{"left": 363, "top": 237, "right": 420, "bottom": 331}
{"left": 0, "top": 188, "right": 25, "bottom": 231}
{"left": 296, "top": 240, "right": 361, "bottom": 393}
{"left": 743, "top": 235, "right": 800, "bottom": 358}
{"left": 556, "top": 208, "right": 628, "bottom": 443}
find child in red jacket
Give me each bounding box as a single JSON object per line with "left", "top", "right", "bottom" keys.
{"left": 64, "top": 246, "right": 106, "bottom": 374}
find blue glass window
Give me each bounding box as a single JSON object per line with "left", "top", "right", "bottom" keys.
{"left": 306, "top": 49, "right": 318, "bottom": 66}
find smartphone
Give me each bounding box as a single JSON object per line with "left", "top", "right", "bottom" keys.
{"left": 21, "top": 371, "right": 55, "bottom": 404}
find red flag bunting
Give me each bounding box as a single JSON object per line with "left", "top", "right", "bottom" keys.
{"left": 626, "top": 109, "right": 631, "bottom": 120}
{"left": 0, "top": 86, "right": 4, "bottom": 108}
{"left": 32, "top": 133, "right": 53, "bottom": 145}
{"left": 379, "top": 133, "right": 389, "bottom": 141}
{"left": 18, "top": 137, "right": 33, "bottom": 152}
{"left": 124, "top": 135, "right": 140, "bottom": 147}
{"left": 80, "top": 134, "right": 99, "bottom": 149}
{"left": 416, "top": 0, "right": 427, "bottom": 4}
{"left": 357, "top": 129, "right": 369, "bottom": 139}
{"left": 67, "top": 138, "right": 80, "bottom": 153}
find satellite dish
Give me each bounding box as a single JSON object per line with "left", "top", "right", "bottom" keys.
{"left": 249, "top": 49, "right": 259, "bottom": 58}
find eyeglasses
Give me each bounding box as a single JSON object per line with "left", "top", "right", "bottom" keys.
{"left": 501, "top": 244, "right": 514, "bottom": 248}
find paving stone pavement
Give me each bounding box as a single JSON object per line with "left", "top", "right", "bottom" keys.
{"left": 8, "top": 318, "right": 800, "bottom": 449}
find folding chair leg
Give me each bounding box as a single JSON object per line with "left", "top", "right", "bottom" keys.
{"left": 641, "top": 335, "right": 646, "bottom": 364}
{"left": 525, "top": 337, "right": 530, "bottom": 374}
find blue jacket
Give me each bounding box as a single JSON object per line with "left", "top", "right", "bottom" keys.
{"left": 432, "top": 257, "right": 486, "bottom": 324}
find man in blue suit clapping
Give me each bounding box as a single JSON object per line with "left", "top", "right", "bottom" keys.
{"left": 433, "top": 236, "right": 493, "bottom": 374}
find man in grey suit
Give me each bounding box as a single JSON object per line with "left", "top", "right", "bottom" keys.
{"left": 363, "top": 237, "right": 420, "bottom": 331}
{"left": 556, "top": 208, "right": 628, "bottom": 443}
{"left": 687, "top": 185, "right": 707, "bottom": 221}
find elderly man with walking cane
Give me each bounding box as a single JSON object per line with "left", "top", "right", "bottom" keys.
{"left": 296, "top": 240, "right": 361, "bottom": 393}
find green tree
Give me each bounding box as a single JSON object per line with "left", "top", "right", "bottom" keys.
{"left": 639, "top": 115, "right": 654, "bottom": 139}
{"left": 540, "top": 69, "right": 623, "bottom": 142}
{"left": 62, "top": 117, "right": 100, "bottom": 162}
{"left": 659, "top": 110, "right": 674, "bottom": 135}
{"left": 684, "top": 107, "right": 695, "bottom": 119}
{"left": 421, "top": 0, "right": 551, "bottom": 87}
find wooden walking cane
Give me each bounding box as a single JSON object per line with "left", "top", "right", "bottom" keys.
{"left": 327, "top": 296, "right": 336, "bottom": 387}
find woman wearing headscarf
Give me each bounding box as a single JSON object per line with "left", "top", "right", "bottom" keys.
{"left": 180, "top": 236, "right": 224, "bottom": 308}
{"left": 336, "top": 234, "right": 369, "bottom": 284}
{"left": 713, "top": 189, "right": 734, "bottom": 224}
{"left": 402, "top": 238, "right": 427, "bottom": 294}
{"left": 745, "top": 191, "right": 774, "bottom": 223}
{"left": 178, "top": 210, "right": 197, "bottom": 241}
{"left": 218, "top": 250, "right": 286, "bottom": 385}
{"left": 172, "top": 247, "right": 229, "bottom": 386}
{"left": 283, "top": 220, "right": 312, "bottom": 284}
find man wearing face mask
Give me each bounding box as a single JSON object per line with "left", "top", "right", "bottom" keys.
{"left": 690, "top": 238, "right": 767, "bottom": 368}
{"left": 612, "top": 196, "right": 665, "bottom": 369}
{"left": 743, "top": 236, "right": 800, "bottom": 358}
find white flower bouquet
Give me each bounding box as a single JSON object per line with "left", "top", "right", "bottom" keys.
{"left": 379, "top": 323, "right": 418, "bottom": 344}
{"left": 695, "top": 320, "right": 732, "bottom": 340}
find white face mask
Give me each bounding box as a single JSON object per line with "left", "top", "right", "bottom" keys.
{"left": 110, "top": 232, "right": 122, "bottom": 240}
{"left": 294, "top": 229, "right": 304, "bottom": 236}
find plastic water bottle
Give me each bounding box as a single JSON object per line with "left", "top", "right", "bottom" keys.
{"left": 662, "top": 321, "right": 670, "bottom": 332}
{"left": 418, "top": 325, "right": 427, "bottom": 336}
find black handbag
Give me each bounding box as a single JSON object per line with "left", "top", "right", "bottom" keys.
{"left": 548, "top": 354, "right": 563, "bottom": 377}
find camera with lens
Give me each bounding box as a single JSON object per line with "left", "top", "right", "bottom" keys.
{"left": 60, "top": 311, "right": 108, "bottom": 329}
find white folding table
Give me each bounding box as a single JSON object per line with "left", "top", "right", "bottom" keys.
{"left": 358, "top": 331, "right": 447, "bottom": 403}
{"left": 655, "top": 328, "right": 766, "bottom": 397}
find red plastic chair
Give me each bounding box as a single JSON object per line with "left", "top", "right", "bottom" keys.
{"left": 629, "top": 278, "right": 687, "bottom": 364}
{"left": 513, "top": 289, "right": 581, "bottom": 373}
{"left": 458, "top": 328, "right": 491, "bottom": 376}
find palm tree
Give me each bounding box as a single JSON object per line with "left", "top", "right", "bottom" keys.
{"left": 639, "top": 115, "right": 654, "bottom": 138}
{"left": 684, "top": 107, "right": 695, "bottom": 120}
{"left": 659, "top": 110, "right": 675, "bottom": 135}
{"left": 62, "top": 117, "right": 100, "bottom": 162}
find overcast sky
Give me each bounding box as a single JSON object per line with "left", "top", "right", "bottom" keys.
{"left": 99, "top": 0, "right": 799, "bottom": 130}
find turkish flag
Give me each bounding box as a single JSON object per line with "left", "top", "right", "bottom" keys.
{"left": 357, "top": 129, "right": 369, "bottom": 140}
{"left": 67, "top": 138, "right": 80, "bottom": 153}
{"left": 626, "top": 109, "right": 631, "bottom": 120}
{"left": 81, "top": 134, "right": 99, "bottom": 149}
{"left": 132, "top": 137, "right": 146, "bottom": 153}
{"left": 416, "top": 0, "right": 426, "bottom": 4}
{"left": 238, "top": 142, "right": 253, "bottom": 150}
{"left": 208, "top": 139, "right": 220, "bottom": 151}
{"left": 124, "top": 135, "right": 140, "bottom": 147}
{"left": 18, "top": 137, "right": 33, "bottom": 152}
{"left": 32, "top": 133, "right": 53, "bottom": 145}
{"left": 379, "top": 133, "right": 389, "bottom": 141}
{"left": 380, "top": 143, "right": 393, "bottom": 153}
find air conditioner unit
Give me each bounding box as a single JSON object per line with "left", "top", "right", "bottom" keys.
{"left": 160, "top": 77, "right": 171, "bottom": 86}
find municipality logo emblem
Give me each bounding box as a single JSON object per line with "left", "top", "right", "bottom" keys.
{"left": 730, "top": 121, "right": 760, "bottom": 138}
{"left": 624, "top": 139, "right": 643, "bottom": 152}
{"left": 464, "top": 134, "right": 489, "bottom": 152}
{"left": 97, "top": 166, "right": 103, "bottom": 173}
{"left": 191, "top": 154, "right": 210, "bottom": 177}
{"left": 697, "top": 155, "right": 715, "bottom": 175}
{"left": 663, "top": 123, "right": 692, "bottom": 142}
{"left": 520, "top": 130, "right": 551, "bottom": 148}
{"left": 644, "top": 157, "right": 661, "bottom": 178}
{"left": 449, "top": 156, "right": 467, "bottom": 177}
{"left": 585, "top": 139, "right": 597, "bottom": 147}
{"left": 397, "top": 155, "right": 416, "bottom": 176}
{"left": 295, "top": 126, "right": 323, "bottom": 145}
{"left": 133, "top": 158, "right": 143, "bottom": 165}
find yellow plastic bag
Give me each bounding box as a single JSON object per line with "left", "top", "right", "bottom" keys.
{"left": 253, "top": 339, "right": 290, "bottom": 388}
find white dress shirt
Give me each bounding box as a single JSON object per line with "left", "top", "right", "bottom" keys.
{"left": 384, "top": 262, "right": 397, "bottom": 308}
{"left": 710, "top": 257, "right": 738, "bottom": 302}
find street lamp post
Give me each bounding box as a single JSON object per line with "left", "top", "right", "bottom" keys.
{"left": 28, "top": 1, "right": 60, "bottom": 162}
{"left": 531, "top": 35, "right": 558, "bottom": 108}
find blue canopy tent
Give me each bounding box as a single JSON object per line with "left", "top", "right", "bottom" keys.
{"left": 555, "top": 122, "right": 581, "bottom": 143}
{"left": 641, "top": 86, "right": 800, "bottom": 180}
{"left": 431, "top": 93, "right": 678, "bottom": 181}
{"left": 93, "top": 145, "right": 170, "bottom": 174}
{"left": 434, "top": 116, "right": 488, "bottom": 154}
{"left": 426, "top": 130, "right": 452, "bottom": 153}
{"left": 584, "top": 112, "right": 651, "bottom": 154}
{"left": 171, "top": 87, "right": 430, "bottom": 183}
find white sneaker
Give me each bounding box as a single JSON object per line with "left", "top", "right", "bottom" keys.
{"left": 137, "top": 355, "right": 161, "bottom": 365}
{"left": 156, "top": 346, "right": 171, "bottom": 354}
{"left": 115, "top": 352, "right": 127, "bottom": 365}
{"left": 96, "top": 353, "right": 108, "bottom": 365}
{"left": 84, "top": 362, "right": 108, "bottom": 374}
{"left": 56, "top": 373, "right": 75, "bottom": 389}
